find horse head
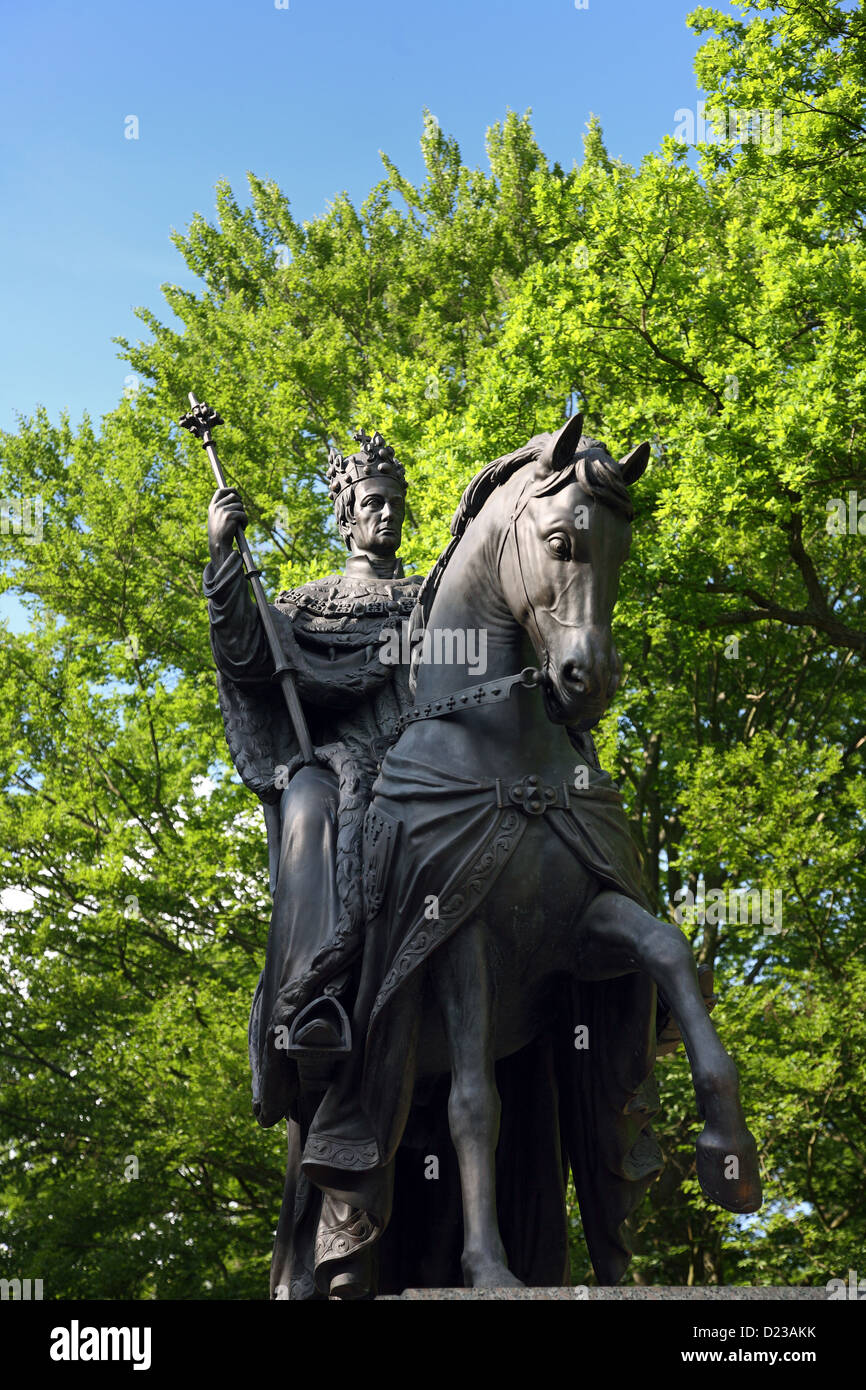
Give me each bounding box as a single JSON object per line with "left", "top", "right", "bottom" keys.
{"left": 498, "top": 414, "right": 649, "bottom": 731}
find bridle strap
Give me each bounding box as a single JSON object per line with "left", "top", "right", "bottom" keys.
{"left": 506, "top": 481, "right": 548, "bottom": 661}
{"left": 394, "top": 666, "right": 543, "bottom": 735}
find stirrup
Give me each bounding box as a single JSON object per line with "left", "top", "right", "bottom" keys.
{"left": 283, "top": 996, "right": 351, "bottom": 1059}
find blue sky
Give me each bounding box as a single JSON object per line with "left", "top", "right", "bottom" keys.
{"left": 0, "top": 0, "right": 711, "bottom": 437}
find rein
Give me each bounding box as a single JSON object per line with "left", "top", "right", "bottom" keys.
{"left": 393, "top": 665, "right": 543, "bottom": 735}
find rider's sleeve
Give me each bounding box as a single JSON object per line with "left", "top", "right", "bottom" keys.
{"left": 203, "top": 550, "right": 272, "bottom": 683}
{"left": 203, "top": 553, "right": 392, "bottom": 707}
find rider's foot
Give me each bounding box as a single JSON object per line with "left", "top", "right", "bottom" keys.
{"left": 284, "top": 996, "right": 351, "bottom": 1058}
{"left": 294, "top": 1017, "right": 344, "bottom": 1049}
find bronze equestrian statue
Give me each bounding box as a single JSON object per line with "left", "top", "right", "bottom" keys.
{"left": 198, "top": 409, "right": 762, "bottom": 1299}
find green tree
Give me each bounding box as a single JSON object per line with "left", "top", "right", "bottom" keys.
{"left": 1, "top": 4, "right": 864, "bottom": 1296}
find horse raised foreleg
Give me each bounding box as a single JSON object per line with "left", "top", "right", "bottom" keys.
{"left": 428, "top": 919, "right": 523, "bottom": 1288}
{"left": 576, "top": 890, "right": 762, "bottom": 1214}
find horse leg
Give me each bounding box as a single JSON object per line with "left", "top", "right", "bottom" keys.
{"left": 575, "top": 890, "right": 762, "bottom": 1213}
{"left": 428, "top": 918, "right": 522, "bottom": 1288}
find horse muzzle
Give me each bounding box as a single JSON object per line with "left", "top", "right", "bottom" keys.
{"left": 542, "top": 645, "right": 622, "bottom": 728}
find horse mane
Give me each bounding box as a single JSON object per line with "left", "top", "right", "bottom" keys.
{"left": 415, "top": 430, "right": 632, "bottom": 625}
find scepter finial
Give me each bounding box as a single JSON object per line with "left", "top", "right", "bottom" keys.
{"left": 179, "top": 392, "right": 224, "bottom": 440}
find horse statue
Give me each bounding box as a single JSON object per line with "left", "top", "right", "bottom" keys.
{"left": 299, "top": 412, "right": 762, "bottom": 1296}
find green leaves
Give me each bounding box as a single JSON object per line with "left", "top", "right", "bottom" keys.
{"left": 1, "top": 43, "right": 864, "bottom": 1290}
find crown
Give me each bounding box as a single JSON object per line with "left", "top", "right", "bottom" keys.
{"left": 327, "top": 428, "right": 407, "bottom": 503}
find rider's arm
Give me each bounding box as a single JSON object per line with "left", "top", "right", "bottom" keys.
{"left": 203, "top": 548, "right": 273, "bottom": 683}
{"left": 204, "top": 487, "right": 394, "bottom": 703}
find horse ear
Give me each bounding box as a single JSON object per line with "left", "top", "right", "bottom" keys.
{"left": 619, "top": 440, "right": 650, "bottom": 486}
{"left": 535, "top": 412, "right": 584, "bottom": 478}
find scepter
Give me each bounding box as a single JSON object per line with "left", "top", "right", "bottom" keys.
{"left": 180, "top": 392, "right": 315, "bottom": 766}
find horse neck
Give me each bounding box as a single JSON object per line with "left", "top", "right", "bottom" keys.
{"left": 415, "top": 477, "right": 526, "bottom": 700}
{"left": 411, "top": 468, "right": 572, "bottom": 776}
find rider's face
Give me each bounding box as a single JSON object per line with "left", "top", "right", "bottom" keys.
{"left": 342, "top": 477, "right": 405, "bottom": 557}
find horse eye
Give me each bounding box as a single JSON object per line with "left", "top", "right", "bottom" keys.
{"left": 548, "top": 535, "right": 570, "bottom": 559}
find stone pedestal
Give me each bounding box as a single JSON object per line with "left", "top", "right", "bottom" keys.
{"left": 378, "top": 1286, "right": 827, "bottom": 1300}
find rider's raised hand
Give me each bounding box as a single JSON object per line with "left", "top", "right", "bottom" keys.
{"left": 208, "top": 487, "right": 248, "bottom": 567}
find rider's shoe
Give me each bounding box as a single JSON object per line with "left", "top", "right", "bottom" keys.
{"left": 283, "top": 996, "right": 352, "bottom": 1058}
{"left": 293, "top": 1016, "right": 344, "bottom": 1049}
{"left": 282, "top": 997, "right": 351, "bottom": 1089}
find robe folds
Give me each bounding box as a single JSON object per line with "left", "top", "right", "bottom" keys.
{"left": 298, "top": 745, "right": 663, "bottom": 1292}
{"left": 203, "top": 548, "right": 421, "bottom": 1124}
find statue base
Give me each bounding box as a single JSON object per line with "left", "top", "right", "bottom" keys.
{"left": 376, "top": 1286, "right": 827, "bottom": 1300}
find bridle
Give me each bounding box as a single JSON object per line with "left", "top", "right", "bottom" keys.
{"left": 495, "top": 474, "right": 550, "bottom": 661}
{"left": 392, "top": 459, "right": 624, "bottom": 738}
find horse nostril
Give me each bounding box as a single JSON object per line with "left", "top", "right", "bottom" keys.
{"left": 562, "top": 659, "right": 587, "bottom": 693}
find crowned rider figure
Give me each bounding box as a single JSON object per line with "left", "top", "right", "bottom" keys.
{"left": 203, "top": 429, "right": 421, "bottom": 1297}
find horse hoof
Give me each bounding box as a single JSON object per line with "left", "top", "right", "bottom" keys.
{"left": 462, "top": 1255, "right": 524, "bottom": 1289}
{"left": 696, "top": 1126, "right": 762, "bottom": 1213}
{"left": 329, "top": 1270, "right": 373, "bottom": 1300}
